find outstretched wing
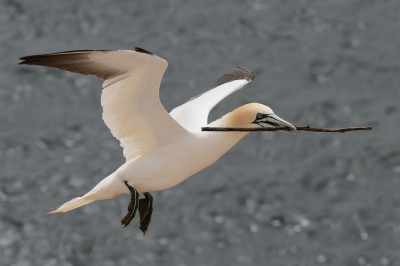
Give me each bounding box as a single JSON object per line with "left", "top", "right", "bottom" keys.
{"left": 19, "top": 48, "right": 188, "bottom": 161}
{"left": 170, "top": 66, "right": 255, "bottom": 131}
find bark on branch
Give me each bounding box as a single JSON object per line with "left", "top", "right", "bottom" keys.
{"left": 201, "top": 125, "right": 373, "bottom": 133}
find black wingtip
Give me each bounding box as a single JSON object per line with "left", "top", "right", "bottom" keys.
{"left": 236, "top": 65, "right": 255, "bottom": 80}
{"left": 18, "top": 56, "right": 31, "bottom": 65}
{"left": 18, "top": 59, "right": 33, "bottom": 65}
{"left": 18, "top": 53, "right": 51, "bottom": 65}
{"left": 18, "top": 56, "right": 46, "bottom": 66}
{"left": 186, "top": 65, "right": 255, "bottom": 102}
{"left": 210, "top": 66, "right": 255, "bottom": 89}
{"left": 134, "top": 47, "right": 154, "bottom": 55}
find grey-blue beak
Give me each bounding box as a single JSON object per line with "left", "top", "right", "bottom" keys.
{"left": 254, "top": 113, "right": 296, "bottom": 134}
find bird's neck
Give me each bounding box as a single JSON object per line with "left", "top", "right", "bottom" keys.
{"left": 208, "top": 107, "right": 258, "bottom": 128}
{"left": 201, "top": 109, "right": 257, "bottom": 156}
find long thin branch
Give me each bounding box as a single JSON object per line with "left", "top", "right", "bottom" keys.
{"left": 202, "top": 125, "right": 373, "bottom": 133}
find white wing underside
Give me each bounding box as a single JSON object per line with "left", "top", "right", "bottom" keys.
{"left": 170, "top": 79, "right": 250, "bottom": 131}
{"left": 98, "top": 53, "right": 189, "bottom": 161}
{"left": 19, "top": 49, "right": 189, "bottom": 162}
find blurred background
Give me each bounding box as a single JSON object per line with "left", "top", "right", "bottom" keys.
{"left": 1, "top": 0, "right": 400, "bottom": 265}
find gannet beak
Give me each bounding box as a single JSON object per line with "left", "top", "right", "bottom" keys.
{"left": 254, "top": 113, "right": 297, "bottom": 135}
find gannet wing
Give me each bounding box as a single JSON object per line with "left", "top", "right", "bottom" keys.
{"left": 170, "top": 66, "right": 255, "bottom": 131}
{"left": 19, "top": 48, "right": 188, "bottom": 161}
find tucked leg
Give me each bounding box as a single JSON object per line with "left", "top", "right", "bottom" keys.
{"left": 138, "top": 192, "right": 153, "bottom": 235}
{"left": 121, "top": 181, "right": 139, "bottom": 228}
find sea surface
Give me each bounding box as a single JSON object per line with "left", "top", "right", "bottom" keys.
{"left": 1, "top": 1, "right": 400, "bottom": 265}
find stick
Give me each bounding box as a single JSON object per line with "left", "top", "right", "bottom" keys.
{"left": 201, "top": 125, "right": 373, "bottom": 133}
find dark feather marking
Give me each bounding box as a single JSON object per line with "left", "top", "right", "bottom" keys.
{"left": 211, "top": 65, "right": 255, "bottom": 89}
{"left": 134, "top": 47, "right": 154, "bottom": 55}
{"left": 19, "top": 50, "right": 125, "bottom": 81}
{"left": 19, "top": 50, "right": 110, "bottom": 61}
{"left": 188, "top": 66, "right": 255, "bottom": 102}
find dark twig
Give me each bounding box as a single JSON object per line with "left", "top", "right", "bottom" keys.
{"left": 201, "top": 125, "right": 373, "bottom": 133}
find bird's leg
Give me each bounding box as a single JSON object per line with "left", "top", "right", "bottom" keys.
{"left": 121, "top": 181, "right": 139, "bottom": 228}
{"left": 138, "top": 192, "right": 153, "bottom": 235}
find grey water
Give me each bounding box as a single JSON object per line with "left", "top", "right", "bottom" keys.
{"left": 1, "top": 1, "right": 400, "bottom": 265}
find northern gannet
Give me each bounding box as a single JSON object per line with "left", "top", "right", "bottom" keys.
{"left": 19, "top": 47, "right": 296, "bottom": 235}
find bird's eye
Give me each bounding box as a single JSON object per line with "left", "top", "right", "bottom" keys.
{"left": 256, "top": 113, "right": 263, "bottom": 120}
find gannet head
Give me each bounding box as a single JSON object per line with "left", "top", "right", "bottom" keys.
{"left": 224, "top": 103, "right": 297, "bottom": 134}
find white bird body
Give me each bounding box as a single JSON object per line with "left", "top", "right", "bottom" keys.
{"left": 86, "top": 114, "right": 251, "bottom": 200}
{"left": 19, "top": 48, "right": 295, "bottom": 228}
{"left": 119, "top": 130, "right": 248, "bottom": 192}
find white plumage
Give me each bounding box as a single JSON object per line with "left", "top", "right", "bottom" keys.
{"left": 19, "top": 48, "right": 295, "bottom": 232}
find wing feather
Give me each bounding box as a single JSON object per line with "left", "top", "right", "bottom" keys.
{"left": 20, "top": 48, "right": 188, "bottom": 161}
{"left": 170, "top": 66, "right": 255, "bottom": 131}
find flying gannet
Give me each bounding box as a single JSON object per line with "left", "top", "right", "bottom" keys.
{"left": 19, "top": 47, "right": 296, "bottom": 235}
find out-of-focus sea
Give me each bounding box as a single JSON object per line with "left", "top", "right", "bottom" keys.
{"left": 1, "top": 1, "right": 400, "bottom": 265}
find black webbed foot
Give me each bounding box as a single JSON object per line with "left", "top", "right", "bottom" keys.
{"left": 121, "top": 181, "right": 139, "bottom": 228}
{"left": 138, "top": 192, "right": 153, "bottom": 235}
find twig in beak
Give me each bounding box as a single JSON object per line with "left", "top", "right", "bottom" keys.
{"left": 202, "top": 125, "right": 373, "bottom": 133}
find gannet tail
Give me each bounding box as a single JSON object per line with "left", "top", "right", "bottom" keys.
{"left": 48, "top": 171, "right": 127, "bottom": 214}
{"left": 48, "top": 197, "right": 95, "bottom": 214}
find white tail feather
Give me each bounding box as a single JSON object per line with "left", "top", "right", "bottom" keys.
{"left": 48, "top": 197, "right": 95, "bottom": 214}
{"left": 47, "top": 172, "right": 126, "bottom": 214}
